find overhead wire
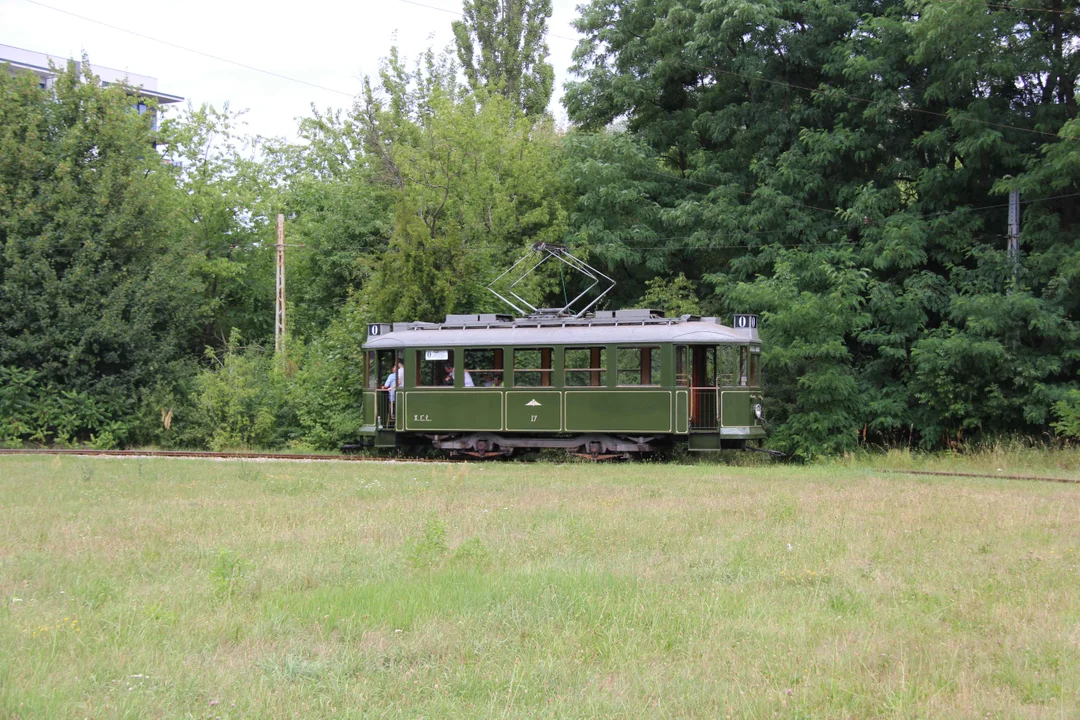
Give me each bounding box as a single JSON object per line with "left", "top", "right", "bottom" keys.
{"left": 19, "top": 0, "right": 358, "bottom": 97}
{"left": 21, "top": 0, "right": 1078, "bottom": 247}
{"left": 21, "top": 0, "right": 1080, "bottom": 146}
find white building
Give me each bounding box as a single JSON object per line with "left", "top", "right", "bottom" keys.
{"left": 1, "top": 43, "right": 182, "bottom": 128}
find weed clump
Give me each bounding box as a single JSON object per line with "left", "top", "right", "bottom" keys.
{"left": 407, "top": 515, "right": 448, "bottom": 569}
{"left": 210, "top": 548, "right": 250, "bottom": 597}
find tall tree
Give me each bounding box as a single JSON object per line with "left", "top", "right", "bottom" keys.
{"left": 356, "top": 48, "right": 569, "bottom": 322}
{"left": 0, "top": 60, "right": 206, "bottom": 444}
{"left": 452, "top": 0, "right": 555, "bottom": 116}
{"left": 564, "top": 0, "right": 1080, "bottom": 455}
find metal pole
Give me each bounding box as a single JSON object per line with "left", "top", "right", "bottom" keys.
{"left": 275, "top": 213, "right": 285, "bottom": 354}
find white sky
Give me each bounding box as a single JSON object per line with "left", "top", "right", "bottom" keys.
{"left": 0, "top": 0, "right": 584, "bottom": 141}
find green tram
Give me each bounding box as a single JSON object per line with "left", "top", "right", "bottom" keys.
{"left": 360, "top": 309, "right": 764, "bottom": 458}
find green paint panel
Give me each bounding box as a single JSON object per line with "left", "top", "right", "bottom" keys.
{"left": 362, "top": 391, "right": 376, "bottom": 425}
{"left": 689, "top": 433, "right": 722, "bottom": 451}
{"left": 721, "top": 391, "right": 752, "bottom": 427}
{"left": 564, "top": 391, "right": 671, "bottom": 433}
{"left": 403, "top": 390, "right": 503, "bottom": 431}
{"left": 675, "top": 391, "right": 689, "bottom": 434}
{"left": 506, "top": 390, "right": 561, "bottom": 431}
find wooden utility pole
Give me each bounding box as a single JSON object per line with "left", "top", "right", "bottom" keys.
{"left": 275, "top": 213, "right": 286, "bottom": 354}
{"left": 273, "top": 214, "right": 305, "bottom": 356}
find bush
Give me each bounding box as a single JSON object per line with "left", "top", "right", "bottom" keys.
{"left": 0, "top": 366, "right": 131, "bottom": 447}
{"left": 1051, "top": 389, "right": 1080, "bottom": 441}
{"left": 187, "top": 331, "right": 293, "bottom": 451}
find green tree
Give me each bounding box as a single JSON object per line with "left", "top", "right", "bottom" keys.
{"left": 0, "top": 59, "right": 206, "bottom": 445}
{"left": 160, "top": 104, "right": 279, "bottom": 346}
{"left": 453, "top": 0, "right": 555, "bottom": 115}
{"left": 564, "top": 0, "right": 1080, "bottom": 453}
{"left": 356, "top": 48, "right": 569, "bottom": 322}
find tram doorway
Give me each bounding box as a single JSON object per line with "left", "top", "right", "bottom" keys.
{"left": 677, "top": 345, "right": 720, "bottom": 430}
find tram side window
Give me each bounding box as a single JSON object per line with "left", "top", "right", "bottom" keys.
{"left": 738, "top": 346, "right": 749, "bottom": 386}
{"left": 514, "top": 348, "right": 553, "bottom": 387}
{"left": 371, "top": 350, "right": 398, "bottom": 389}
{"left": 617, "top": 346, "right": 660, "bottom": 386}
{"left": 676, "top": 346, "right": 689, "bottom": 386}
{"left": 565, "top": 347, "right": 607, "bottom": 387}
{"left": 749, "top": 347, "right": 761, "bottom": 386}
{"left": 416, "top": 349, "right": 454, "bottom": 387}
{"left": 717, "top": 346, "right": 737, "bottom": 386}
{"left": 465, "top": 348, "right": 504, "bottom": 387}
{"left": 366, "top": 351, "right": 377, "bottom": 389}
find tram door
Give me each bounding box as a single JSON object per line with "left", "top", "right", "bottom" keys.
{"left": 686, "top": 345, "right": 719, "bottom": 429}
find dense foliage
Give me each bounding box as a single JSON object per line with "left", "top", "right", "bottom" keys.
{"left": 564, "top": 0, "right": 1080, "bottom": 456}
{"left": 2, "top": 0, "right": 1079, "bottom": 456}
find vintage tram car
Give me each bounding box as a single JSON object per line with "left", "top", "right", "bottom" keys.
{"left": 360, "top": 309, "right": 764, "bottom": 458}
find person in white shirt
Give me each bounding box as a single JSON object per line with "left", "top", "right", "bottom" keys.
{"left": 445, "top": 367, "right": 474, "bottom": 387}
{"left": 382, "top": 361, "right": 404, "bottom": 421}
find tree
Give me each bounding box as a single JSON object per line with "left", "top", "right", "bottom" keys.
{"left": 564, "top": 0, "right": 1080, "bottom": 453}
{"left": 160, "top": 104, "right": 280, "bottom": 346}
{"left": 356, "top": 48, "right": 569, "bottom": 323}
{"left": 452, "top": 0, "right": 555, "bottom": 116}
{"left": 0, "top": 60, "right": 207, "bottom": 445}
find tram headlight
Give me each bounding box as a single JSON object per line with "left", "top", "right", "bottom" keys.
{"left": 753, "top": 403, "right": 763, "bottom": 420}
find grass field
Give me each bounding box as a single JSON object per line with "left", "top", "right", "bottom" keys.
{"left": 2, "top": 452, "right": 1079, "bottom": 718}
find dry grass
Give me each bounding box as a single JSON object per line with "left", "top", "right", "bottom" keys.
{"left": 1, "top": 454, "right": 1079, "bottom": 718}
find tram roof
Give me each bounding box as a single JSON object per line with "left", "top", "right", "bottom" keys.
{"left": 364, "top": 312, "right": 759, "bottom": 349}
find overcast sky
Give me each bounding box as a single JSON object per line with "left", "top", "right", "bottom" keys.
{"left": 0, "top": 0, "right": 585, "bottom": 141}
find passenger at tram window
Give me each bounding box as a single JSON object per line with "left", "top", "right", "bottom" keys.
{"left": 445, "top": 367, "right": 475, "bottom": 387}
{"left": 465, "top": 348, "right": 503, "bottom": 387}
{"left": 383, "top": 360, "right": 404, "bottom": 402}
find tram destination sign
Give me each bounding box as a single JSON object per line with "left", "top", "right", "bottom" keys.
{"left": 732, "top": 314, "right": 758, "bottom": 330}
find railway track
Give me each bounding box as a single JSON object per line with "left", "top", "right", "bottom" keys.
{"left": 0, "top": 448, "right": 453, "bottom": 464}
{"left": 1, "top": 448, "right": 1078, "bottom": 484}
{"left": 877, "top": 468, "right": 1080, "bottom": 485}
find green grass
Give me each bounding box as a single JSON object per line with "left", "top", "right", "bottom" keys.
{"left": 1, "top": 455, "right": 1079, "bottom": 718}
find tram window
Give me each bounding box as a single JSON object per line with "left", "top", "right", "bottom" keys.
{"left": 691, "top": 346, "right": 717, "bottom": 387}
{"left": 366, "top": 351, "right": 377, "bottom": 389}
{"left": 749, "top": 348, "right": 760, "bottom": 386}
{"left": 565, "top": 347, "right": 607, "bottom": 387}
{"left": 416, "top": 349, "right": 454, "bottom": 387}
{"left": 738, "top": 346, "right": 749, "bottom": 386}
{"left": 617, "top": 346, "right": 660, "bottom": 386}
{"left": 718, "top": 346, "right": 737, "bottom": 386}
{"left": 372, "top": 350, "right": 398, "bottom": 389}
{"left": 514, "top": 348, "right": 553, "bottom": 387}
{"left": 465, "top": 348, "right": 504, "bottom": 387}
{"left": 675, "top": 346, "right": 689, "bottom": 386}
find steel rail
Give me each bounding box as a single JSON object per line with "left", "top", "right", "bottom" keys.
{"left": 0, "top": 448, "right": 455, "bottom": 464}
{"left": 878, "top": 468, "right": 1080, "bottom": 485}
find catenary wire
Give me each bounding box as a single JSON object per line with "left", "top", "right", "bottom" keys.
{"left": 20, "top": 0, "right": 356, "bottom": 97}
{"left": 22, "top": 0, "right": 1080, "bottom": 147}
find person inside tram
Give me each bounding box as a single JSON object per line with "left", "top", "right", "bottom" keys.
{"left": 445, "top": 366, "right": 475, "bottom": 387}
{"left": 383, "top": 360, "right": 404, "bottom": 421}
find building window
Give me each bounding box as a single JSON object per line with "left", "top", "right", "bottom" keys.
{"left": 565, "top": 347, "right": 606, "bottom": 387}
{"left": 514, "top": 348, "right": 553, "bottom": 387}
{"left": 617, "top": 346, "right": 660, "bottom": 386}
{"left": 465, "top": 348, "right": 503, "bottom": 387}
